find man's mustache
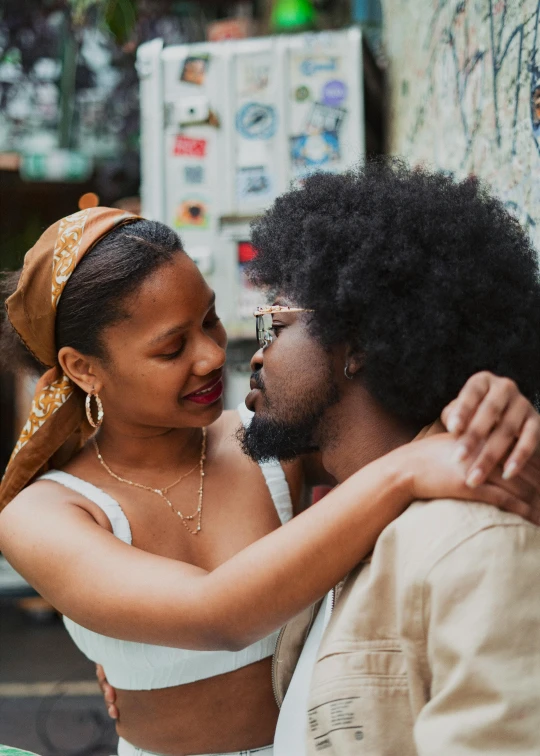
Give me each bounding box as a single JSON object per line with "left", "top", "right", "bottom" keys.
{"left": 250, "top": 371, "right": 265, "bottom": 391}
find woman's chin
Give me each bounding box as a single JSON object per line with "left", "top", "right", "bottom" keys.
{"left": 183, "top": 395, "right": 225, "bottom": 423}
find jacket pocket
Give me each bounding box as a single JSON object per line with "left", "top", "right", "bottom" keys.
{"left": 307, "top": 644, "right": 417, "bottom": 756}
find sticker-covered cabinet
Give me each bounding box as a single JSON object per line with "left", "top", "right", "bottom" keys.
{"left": 137, "top": 29, "right": 364, "bottom": 359}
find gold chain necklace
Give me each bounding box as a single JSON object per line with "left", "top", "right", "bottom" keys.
{"left": 92, "top": 428, "right": 207, "bottom": 535}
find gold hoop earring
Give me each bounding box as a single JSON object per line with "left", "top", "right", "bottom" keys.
{"left": 344, "top": 364, "right": 354, "bottom": 380}
{"left": 86, "top": 392, "right": 104, "bottom": 428}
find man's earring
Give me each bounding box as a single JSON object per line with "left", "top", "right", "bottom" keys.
{"left": 344, "top": 364, "right": 354, "bottom": 380}
{"left": 86, "top": 391, "right": 104, "bottom": 428}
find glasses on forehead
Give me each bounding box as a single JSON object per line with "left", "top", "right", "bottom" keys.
{"left": 253, "top": 305, "right": 314, "bottom": 349}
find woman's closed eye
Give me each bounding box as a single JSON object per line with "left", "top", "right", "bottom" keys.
{"left": 160, "top": 342, "right": 186, "bottom": 360}
{"left": 158, "top": 311, "right": 221, "bottom": 359}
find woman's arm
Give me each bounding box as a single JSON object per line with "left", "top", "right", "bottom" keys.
{"left": 0, "top": 432, "right": 537, "bottom": 653}
{"left": 0, "top": 461, "right": 408, "bottom": 651}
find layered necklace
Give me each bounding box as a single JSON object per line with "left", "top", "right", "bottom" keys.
{"left": 92, "top": 428, "right": 207, "bottom": 535}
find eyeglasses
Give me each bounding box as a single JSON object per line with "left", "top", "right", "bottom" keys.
{"left": 253, "top": 305, "right": 314, "bottom": 349}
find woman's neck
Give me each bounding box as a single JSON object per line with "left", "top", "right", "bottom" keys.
{"left": 91, "top": 421, "right": 204, "bottom": 478}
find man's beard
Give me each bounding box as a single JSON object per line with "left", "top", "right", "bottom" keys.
{"left": 239, "top": 371, "right": 341, "bottom": 462}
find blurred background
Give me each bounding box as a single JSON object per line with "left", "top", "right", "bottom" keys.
{"left": 0, "top": 0, "right": 539, "bottom": 753}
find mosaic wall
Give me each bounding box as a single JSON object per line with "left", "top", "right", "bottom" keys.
{"left": 382, "top": 0, "right": 540, "bottom": 249}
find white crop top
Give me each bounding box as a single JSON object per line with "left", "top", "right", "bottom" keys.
{"left": 39, "top": 404, "right": 293, "bottom": 690}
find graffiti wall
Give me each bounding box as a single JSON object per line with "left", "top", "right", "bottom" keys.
{"left": 382, "top": 0, "right": 540, "bottom": 248}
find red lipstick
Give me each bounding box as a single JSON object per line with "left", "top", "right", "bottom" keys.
{"left": 183, "top": 377, "right": 224, "bottom": 405}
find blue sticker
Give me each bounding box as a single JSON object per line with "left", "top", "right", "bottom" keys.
{"left": 322, "top": 80, "right": 347, "bottom": 107}
{"left": 300, "top": 57, "right": 338, "bottom": 77}
{"left": 236, "top": 102, "right": 277, "bottom": 140}
{"left": 290, "top": 131, "right": 340, "bottom": 170}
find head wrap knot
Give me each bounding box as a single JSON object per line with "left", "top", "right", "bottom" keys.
{"left": 0, "top": 207, "right": 139, "bottom": 511}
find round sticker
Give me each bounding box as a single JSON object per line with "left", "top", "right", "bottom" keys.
{"left": 295, "top": 85, "right": 311, "bottom": 102}
{"left": 321, "top": 80, "right": 348, "bottom": 107}
{"left": 175, "top": 199, "right": 209, "bottom": 229}
{"left": 236, "top": 102, "right": 277, "bottom": 140}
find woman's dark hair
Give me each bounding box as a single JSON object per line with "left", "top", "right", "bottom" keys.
{"left": 0, "top": 219, "right": 183, "bottom": 374}
{"left": 248, "top": 157, "right": 540, "bottom": 426}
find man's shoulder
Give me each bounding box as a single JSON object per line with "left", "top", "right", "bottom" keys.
{"left": 398, "top": 495, "right": 530, "bottom": 532}
{"left": 381, "top": 497, "right": 539, "bottom": 573}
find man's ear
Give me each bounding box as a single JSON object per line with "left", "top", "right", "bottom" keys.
{"left": 344, "top": 347, "right": 365, "bottom": 378}
{"left": 58, "top": 346, "right": 103, "bottom": 394}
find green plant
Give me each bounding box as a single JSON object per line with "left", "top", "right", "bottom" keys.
{"left": 67, "top": 0, "right": 136, "bottom": 43}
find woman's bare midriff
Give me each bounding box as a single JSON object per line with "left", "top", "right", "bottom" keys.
{"left": 114, "top": 656, "right": 279, "bottom": 755}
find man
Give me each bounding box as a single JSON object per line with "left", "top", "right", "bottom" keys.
{"left": 100, "top": 160, "right": 540, "bottom": 753}
{"left": 240, "top": 159, "right": 540, "bottom": 754}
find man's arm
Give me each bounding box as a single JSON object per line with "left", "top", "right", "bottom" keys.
{"left": 415, "top": 521, "right": 540, "bottom": 754}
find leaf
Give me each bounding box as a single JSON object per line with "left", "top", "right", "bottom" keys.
{"left": 104, "top": 0, "right": 137, "bottom": 45}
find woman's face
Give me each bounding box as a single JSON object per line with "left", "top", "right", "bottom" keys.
{"left": 95, "top": 253, "right": 227, "bottom": 432}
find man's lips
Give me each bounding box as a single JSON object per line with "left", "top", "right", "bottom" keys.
{"left": 249, "top": 373, "right": 264, "bottom": 391}
{"left": 245, "top": 388, "right": 261, "bottom": 412}
{"left": 183, "top": 375, "right": 224, "bottom": 404}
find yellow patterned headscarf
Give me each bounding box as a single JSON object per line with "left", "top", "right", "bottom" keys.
{"left": 0, "top": 207, "right": 139, "bottom": 511}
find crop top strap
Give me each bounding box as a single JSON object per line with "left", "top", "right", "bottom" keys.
{"left": 39, "top": 470, "right": 132, "bottom": 545}
{"left": 237, "top": 403, "right": 293, "bottom": 525}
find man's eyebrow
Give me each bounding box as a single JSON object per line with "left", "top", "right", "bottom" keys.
{"left": 149, "top": 292, "right": 216, "bottom": 346}
{"left": 272, "top": 297, "right": 291, "bottom": 307}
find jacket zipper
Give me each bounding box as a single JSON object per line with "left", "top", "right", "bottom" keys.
{"left": 271, "top": 624, "right": 286, "bottom": 707}
{"left": 272, "top": 588, "right": 335, "bottom": 708}
{"left": 329, "top": 586, "right": 335, "bottom": 613}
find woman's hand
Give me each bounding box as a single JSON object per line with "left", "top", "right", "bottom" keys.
{"left": 395, "top": 433, "right": 540, "bottom": 525}
{"left": 97, "top": 664, "right": 118, "bottom": 720}
{"left": 441, "top": 371, "right": 540, "bottom": 486}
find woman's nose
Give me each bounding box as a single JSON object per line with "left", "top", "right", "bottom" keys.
{"left": 196, "top": 336, "right": 226, "bottom": 374}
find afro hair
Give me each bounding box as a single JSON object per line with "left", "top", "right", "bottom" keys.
{"left": 248, "top": 158, "right": 540, "bottom": 426}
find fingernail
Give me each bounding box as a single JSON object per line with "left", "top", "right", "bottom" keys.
{"left": 502, "top": 462, "right": 518, "bottom": 480}
{"left": 108, "top": 705, "right": 117, "bottom": 719}
{"left": 466, "top": 468, "right": 483, "bottom": 488}
{"left": 447, "top": 415, "right": 462, "bottom": 434}
{"left": 452, "top": 444, "right": 468, "bottom": 464}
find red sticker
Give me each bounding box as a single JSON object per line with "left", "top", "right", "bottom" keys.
{"left": 238, "top": 241, "right": 257, "bottom": 263}
{"left": 174, "top": 136, "right": 207, "bottom": 158}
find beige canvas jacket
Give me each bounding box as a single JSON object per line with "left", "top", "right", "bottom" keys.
{"left": 275, "top": 498, "right": 540, "bottom": 755}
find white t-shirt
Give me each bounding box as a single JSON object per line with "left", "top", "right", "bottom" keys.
{"left": 273, "top": 593, "right": 333, "bottom": 756}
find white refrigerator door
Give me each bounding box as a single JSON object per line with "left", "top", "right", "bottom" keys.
{"left": 160, "top": 41, "right": 232, "bottom": 287}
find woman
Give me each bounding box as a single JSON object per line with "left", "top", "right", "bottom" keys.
{"left": 0, "top": 208, "right": 538, "bottom": 756}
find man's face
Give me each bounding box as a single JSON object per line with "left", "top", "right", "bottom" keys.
{"left": 241, "top": 301, "right": 341, "bottom": 461}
